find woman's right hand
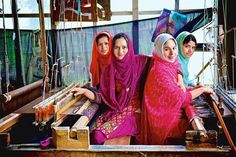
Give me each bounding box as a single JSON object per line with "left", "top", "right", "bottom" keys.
{"left": 71, "top": 87, "right": 87, "bottom": 97}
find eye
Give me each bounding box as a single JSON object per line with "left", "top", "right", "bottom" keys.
{"left": 163, "top": 48, "right": 169, "bottom": 51}
{"left": 122, "top": 46, "right": 127, "bottom": 50}
{"left": 114, "top": 46, "right": 119, "bottom": 50}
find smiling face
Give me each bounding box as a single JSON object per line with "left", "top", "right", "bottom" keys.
{"left": 97, "top": 36, "right": 110, "bottom": 55}
{"left": 182, "top": 40, "right": 196, "bottom": 58}
{"left": 113, "top": 37, "right": 128, "bottom": 60}
{"left": 163, "top": 39, "right": 178, "bottom": 62}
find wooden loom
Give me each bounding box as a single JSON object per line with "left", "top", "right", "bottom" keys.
{"left": 0, "top": 81, "right": 98, "bottom": 150}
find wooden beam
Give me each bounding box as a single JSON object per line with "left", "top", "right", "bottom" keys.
{"left": 0, "top": 113, "right": 21, "bottom": 133}
{"left": 38, "top": 0, "right": 48, "bottom": 76}
{"left": 12, "top": 0, "right": 25, "bottom": 86}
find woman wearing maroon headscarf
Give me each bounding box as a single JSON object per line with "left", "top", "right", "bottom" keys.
{"left": 139, "top": 33, "right": 214, "bottom": 145}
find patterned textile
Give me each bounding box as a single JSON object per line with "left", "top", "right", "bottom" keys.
{"left": 151, "top": 8, "right": 187, "bottom": 42}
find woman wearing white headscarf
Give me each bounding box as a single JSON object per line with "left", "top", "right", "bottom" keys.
{"left": 139, "top": 33, "right": 214, "bottom": 145}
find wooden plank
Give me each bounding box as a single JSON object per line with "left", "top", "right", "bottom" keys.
{"left": 55, "top": 94, "right": 82, "bottom": 120}
{"left": 0, "top": 113, "right": 21, "bottom": 132}
{"left": 69, "top": 116, "right": 89, "bottom": 138}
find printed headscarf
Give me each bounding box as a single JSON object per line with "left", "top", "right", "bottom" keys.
{"left": 90, "top": 31, "right": 112, "bottom": 87}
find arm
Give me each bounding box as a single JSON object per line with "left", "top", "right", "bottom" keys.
{"left": 177, "top": 61, "right": 186, "bottom": 92}
{"left": 190, "top": 86, "right": 214, "bottom": 99}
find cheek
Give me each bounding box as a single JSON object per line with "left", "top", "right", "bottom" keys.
{"left": 182, "top": 47, "right": 188, "bottom": 54}
{"left": 174, "top": 50, "right": 178, "bottom": 56}
{"left": 113, "top": 50, "right": 118, "bottom": 57}
{"left": 123, "top": 50, "right": 128, "bottom": 56}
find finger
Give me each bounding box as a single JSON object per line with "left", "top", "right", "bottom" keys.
{"left": 74, "top": 92, "right": 80, "bottom": 97}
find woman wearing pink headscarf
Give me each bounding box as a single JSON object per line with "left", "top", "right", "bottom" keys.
{"left": 139, "top": 33, "right": 214, "bottom": 145}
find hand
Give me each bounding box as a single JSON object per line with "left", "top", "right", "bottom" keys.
{"left": 71, "top": 87, "right": 87, "bottom": 97}
{"left": 202, "top": 86, "right": 215, "bottom": 94}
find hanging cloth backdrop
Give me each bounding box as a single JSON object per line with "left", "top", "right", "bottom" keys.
{"left": 0, "top": 8, "right": 212, "bottom": 92}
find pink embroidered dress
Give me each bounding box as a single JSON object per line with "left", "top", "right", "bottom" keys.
{"left": 90, "top": 33, "right": 148, "bottom": 144}
{"left": 140, "top": 33, "right": 197, "bottom": 145}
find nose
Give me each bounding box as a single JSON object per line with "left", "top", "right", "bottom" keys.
{"left": 188, "top": 48, "right": 194, "bottom": 53}
{"left": 102, "top": 44, "right": 105, "bottom": 49}
{"left": 118, "top": 48, "right": 123, "bottom": 55}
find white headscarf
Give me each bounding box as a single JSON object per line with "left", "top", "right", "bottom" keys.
{"left": 153, "top": 33, "right": 178, "bottom": 63}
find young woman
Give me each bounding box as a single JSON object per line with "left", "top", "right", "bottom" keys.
{"left": 140, "top": 33, "right": 214, "bottom": 145}
{"left": 90, "top": 31, "right": 112, "bottom": 88}
{"left": 176, "top": 31, "right": 197, "bottom": 87}
{"left": 72, "top": 33, "right": 149, "bottom": 144}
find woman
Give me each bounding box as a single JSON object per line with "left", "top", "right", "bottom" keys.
{"left": 90, "top": 31, "right": 112, "bottom": 88}
{"left": 73, "top": 33, "right": 149, "bottom": 144}
{"left": 176, "top": 31, "right": 197, "bottom": 87}
{"left": 140, "top": 33, "right": 214, "bottom": 145}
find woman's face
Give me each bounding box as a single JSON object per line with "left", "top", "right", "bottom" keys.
{"left": 113, "top": 37, "right": 128, "bottom": 60}
{"left": 97, "top": 36, "right": 109, "bottom": 55}
{"left": 182, "top": 40, "right": 196, "bottom": 58}
{"left": 163, "top": 39, "right": 178, "bottom": 62}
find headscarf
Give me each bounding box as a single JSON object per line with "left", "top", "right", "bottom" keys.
{"left": 153, "top": 33, "right": 178, "bottom": 63}
{"left": 99, "top": 33, "right": 147, "bottom": 111}
{"left": 140, "top": 33, "right": 192, "bottom": 144}
{"left": 176, "top": 31, "right": 191, "bottom": 86}
{"left": 90, "top": 31, "right": 112, "bottom": 87}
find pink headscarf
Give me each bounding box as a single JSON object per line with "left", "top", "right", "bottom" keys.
{"left": 140, "top": 33, "right": 192, "bottom": 144}
{"left": 99, "top": 33, "right": 147, "bottom": 111}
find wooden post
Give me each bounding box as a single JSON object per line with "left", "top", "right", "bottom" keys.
{"left": 38, "top": 0, "right": 48, "bottom": 76}
{"left": 12, "top": 0, "right": 25, "bottom": 86}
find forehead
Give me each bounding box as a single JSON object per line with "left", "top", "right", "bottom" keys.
{"left": 97, "top": 35, "right": 109, "bottom": 44}
{"left": 114, "top": 37, "right": 127, "bottom": 45}
{"left": 97, "top": 36, "right": 109, "bottom": 42}
{"left": 163, "top": 39, "right": 176, "bottom": 46}
{"left": 183, "top": 40, "right": 196, "bottom": 46}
